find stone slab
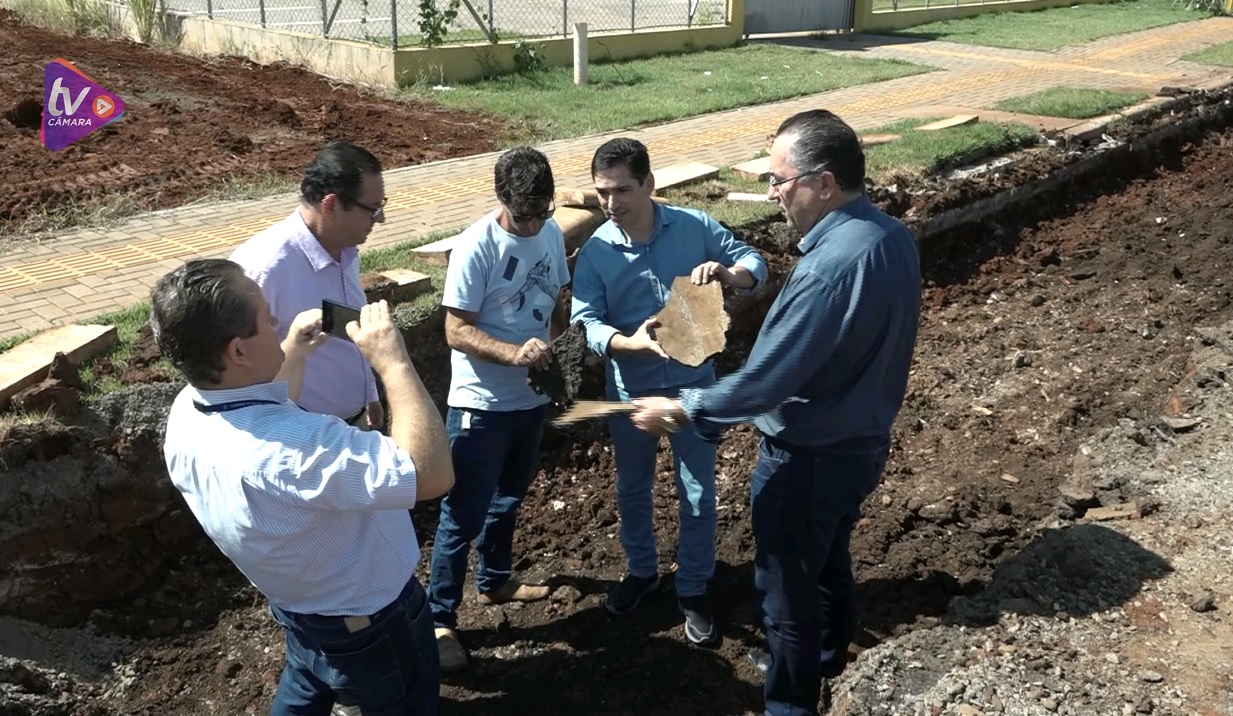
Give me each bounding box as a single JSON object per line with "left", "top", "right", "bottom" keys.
{"left": 0, "top": 324, "right": 117, "bottom": 406}
{"left": 655, "top": 276, "right": 728, "bottom": 368}
{"left": 916, "top": 115, "right": 979, "bottom": 131}
{"left": 653, "top": 162, "right": 721, "bottom": 192}
{"left": 731, "top": 156, "right": 772, "bottom": 182}
{"left": 361, "top": 269, "right": 432, "bottom": 305}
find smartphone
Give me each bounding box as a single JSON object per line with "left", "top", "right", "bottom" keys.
{"left": 321, "top": 298, "right": 361, "bottom": 341}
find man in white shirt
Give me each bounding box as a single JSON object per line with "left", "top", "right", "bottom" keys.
{"left": 152, "top": 258, "right": 454, "bottom": 715}
{"left": 428, "top": 147, "right": 571, "bottom": 672}
{"left": 229, "top": 141, "right": 388, "bottom": 429}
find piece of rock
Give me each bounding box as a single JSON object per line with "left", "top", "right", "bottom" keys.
{"left": 1188, "top": 592, "right": 1216, "bottom": 613}
{"left": 655, "top": 277, "right": 729, "bottom": 368}
{"left": 1138, "top": 670, "right": 1164, "bottom": 683}
{"left": 1159, "top": 415, "right": 1202, "bottom": 432}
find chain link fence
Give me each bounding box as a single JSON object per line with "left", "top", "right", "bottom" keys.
{"left": 157, "top": 0, "right": 730, "bottom": 48}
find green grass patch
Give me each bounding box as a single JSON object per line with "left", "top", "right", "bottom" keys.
{"left": 892, "top": 0, "right": 1207, "bottom": 52}
{"left": 865, "top": 118, "right": 1039, "bottom": 178}
{"left": 78, "top": 303, "right": 176, "bottom": 396}
{"left": 7, "top": 0, "right": 124, "bottom": 37}
{"left": 994, "top": 86, "right": 1148, "bottom": 119}
{"left": 1183, "top": 40, "right": 1233, "bottom": 66}
{"left": 401, "top": 43, "right": 931, "bottom": 142}
{"left": 659, "top": 169, "right": 781, "bottom": 228}
{"left": 362, "top": 229, "right": 462, "bottom": 327}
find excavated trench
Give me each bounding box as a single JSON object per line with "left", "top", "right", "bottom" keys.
{"left": 1, "top": 85, "right": 1231, "bottom": 716}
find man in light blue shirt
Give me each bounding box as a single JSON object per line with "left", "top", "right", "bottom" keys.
{"left": 153, "top": 259, "right": 454, "bottom": 716}
{"left": 428, "top": 146, "right": 571, "bottom": 672}
{"left": 570, "top": 137, "right": 768, "bottom": 647}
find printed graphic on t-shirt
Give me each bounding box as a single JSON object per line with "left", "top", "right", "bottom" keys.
{"left": 500, "top": 254, "right": 557, "bottom": 328}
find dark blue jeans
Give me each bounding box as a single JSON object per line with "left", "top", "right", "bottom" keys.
{"left": 268, "top": 577, "right": 439, "bottom": 715}
{"left": 427, "top": 405, "right": 547, "bottom": 629}
{"left": 751, "top": 434, "right": 887, "bottom": 716}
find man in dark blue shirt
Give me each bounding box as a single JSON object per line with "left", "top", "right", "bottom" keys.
{"left": 630, "top": 109, "right": 921, "bottom": 716}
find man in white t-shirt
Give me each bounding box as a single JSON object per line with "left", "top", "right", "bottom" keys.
{"left": 428, "top": 146, "right": 571, "bottom": 672}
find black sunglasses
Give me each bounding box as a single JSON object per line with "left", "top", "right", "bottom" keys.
{"left": 509, "top": 200, "right": 555, "bottom": 224}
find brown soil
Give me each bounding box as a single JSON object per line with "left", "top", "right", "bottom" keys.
{"left": 0, "top": 10, "right": 507, "bottom": 227}
{"left": 3, "top": 90, "right": 1231, "bottom": 715}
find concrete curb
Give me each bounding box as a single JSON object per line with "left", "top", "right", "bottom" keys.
{"left": 914, "top": 78, "right": 1233, "bottom": 242}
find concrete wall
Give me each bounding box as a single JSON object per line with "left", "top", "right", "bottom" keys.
{"left": 170, "top": 14, "right": 399, "bottom": 86}
{"left": 853, "top": 0, "right": 1115, "bottom": 33}
{"left": 395, "top": 1, "right": 746, "bottom": 85}
{"left": 91, "top": 0, "right": 743, "bottom": 89}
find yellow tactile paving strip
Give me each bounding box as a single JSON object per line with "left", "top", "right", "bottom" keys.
{"left": 1, "top": 19, "right": 1230, "bottom": 302}
{"left": 0, "top": 68, "right": 1044, "bottom": 294}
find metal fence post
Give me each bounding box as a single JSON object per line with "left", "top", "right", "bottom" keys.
{"left": 630, "top": 0, "right": 635, "bottom": 31}
{"left": 687, "top": 0, "right": 691, "bottom": 27}
{"left": 390, "top": 0, "right": 398, "bottom": 48}
{"left": 562, "top": 0, "right": 567, "bottom": 36}
{"left": 259, "top": 0, "right": 266, "bottom": 27}
{"left": 488, "top": 0, "right": 494, "bottom": 39}
{"left": 319, "top": 0, "right": 327, "bottom": 34}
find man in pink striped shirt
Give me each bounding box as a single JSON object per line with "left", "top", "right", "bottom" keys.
{"left": 230, "top": 141, "right": 388, "bottom": 428}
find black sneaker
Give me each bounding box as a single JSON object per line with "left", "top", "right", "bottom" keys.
{"left": 678, "top": 593, "right": 720, "bottom": 647}
{"left": 605, "top": 573, "right": 661, "bottom": 615}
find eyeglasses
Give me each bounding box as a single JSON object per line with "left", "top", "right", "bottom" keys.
{"left": 768, "top": 170, "right": 820, "bottom": 188}
{"left": 347, "top": 196, "right": 388, "bottom": 219}
{"left": 509, "top": 200, "right": 555, "bottom": 224}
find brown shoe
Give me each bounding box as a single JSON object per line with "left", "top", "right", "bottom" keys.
{"left": 476, "top": 578, "right": 551, "bottom": 605}
{"left": 435, "top": 627, "right": 468, "bottom": 673}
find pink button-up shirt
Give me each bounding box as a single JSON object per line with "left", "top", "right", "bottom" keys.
{"left": 229, "top": 209, "right": 378, "bottom": 420}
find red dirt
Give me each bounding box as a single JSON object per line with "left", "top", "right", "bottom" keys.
{"left": 5, "top": 120, "right": 1224, "bottom": 715}
{"left": 0, "top": 10, "right": 507, "bottom": 226}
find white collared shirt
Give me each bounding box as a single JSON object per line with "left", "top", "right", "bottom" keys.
{"left": 162, "top": 380, "right": 420, "bottom": 615}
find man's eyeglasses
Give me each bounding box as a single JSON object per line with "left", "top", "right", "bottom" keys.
{"left": 510, "top": 201, "right": 555, "bottom": 224}
{"left": 347, "top": 196, "right": 388, "bottom": 219}
{"left": 768, "top": 170, "right": 820, "bottom": 188}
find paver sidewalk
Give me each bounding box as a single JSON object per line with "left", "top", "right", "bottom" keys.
{"left": 1, "top": 17, "right": 1231, "bottom": 340}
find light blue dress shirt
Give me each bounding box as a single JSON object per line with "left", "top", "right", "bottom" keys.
{"left": 570, "top": 203, "right": 769, "bottom": 397}
{"left": 162, "top": 380, "right": 421, "bottom": 616}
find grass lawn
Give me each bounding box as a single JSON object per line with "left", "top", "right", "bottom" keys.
{"left": 891, "top": 0, "right": 1208, "bottom": 52}
{"left": 401, "top": 43, "right": 931, "bottom": 143}
{"left": 995, "top": 86, "right": 1148, "bottom": 119}
{"left": 864, "top": 118, "right": 1039, "bottom": 178}
{"left": 659, "top": 169, "right": 781, "bottom": 228}
{"left": 1183, "top": 40, "right": 1233, "bottom": 66}
{"left": 360, "top": 231, "right": 460, "bottom": 327}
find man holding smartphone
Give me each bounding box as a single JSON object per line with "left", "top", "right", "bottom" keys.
{"left": 428, "top": 146, "right": 571, "bottom": 673}
{"left": 153, "top": 259, "right": 455, "bottom": 716}
{"left": 230, "top": 141, "right": 389, "bottom": 429}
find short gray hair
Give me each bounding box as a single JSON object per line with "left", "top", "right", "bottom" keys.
{"left": 150, "top": 259, "right": 259, "bottom": 387}
{"left": 775, "top": 110, "right": 865, "bottom": 192}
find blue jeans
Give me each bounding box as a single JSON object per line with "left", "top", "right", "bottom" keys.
{"left": 427, "top": 405, "right": 547, "bottom": 629}
{"left": 269, "top": 577, "right": 439, "bottom": 715}
{"left": 607, "top": 384, "right": 717, "bottom": 598}
{"left": 751, "top": 434, "right": 887, "bottom": 716}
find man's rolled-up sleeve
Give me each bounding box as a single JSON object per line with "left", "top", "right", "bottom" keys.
{"left": 701, "top": 214, "right": 769, "bottom": 292}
